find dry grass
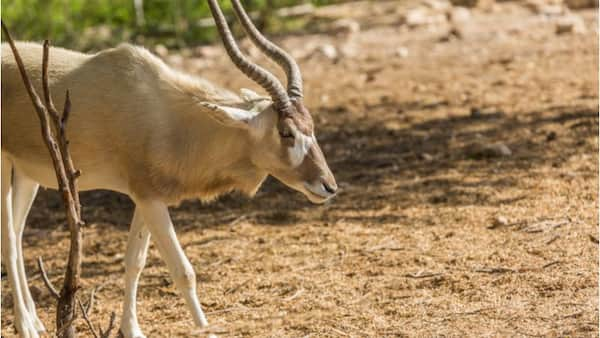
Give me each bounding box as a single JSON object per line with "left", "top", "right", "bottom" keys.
{"left": 2, "top": 1, "right": 598, "bottom": 337}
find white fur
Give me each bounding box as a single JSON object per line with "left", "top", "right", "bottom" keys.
{"left": 289, "top": 133, "right": 314, "bottom": 167}
{"left": 120, "top": 210, "right": 151, "bottom": 338}
{"left": 199, "top": 102, "right": 259, "bottom": 128}
{"left": 135, "top": 199, "right": 208, "bottom": 328}
{"left": 2, "top": 42, "right": 334, "bottom": 338}
{"left": 2, "top": 156, "right": 41, "bottom": 338}
{"left": 240, "top": 88, "right": 268, "bottom": 102}
{"left": 11, "top": 170, "right": 44, "bottom": 333}
{"left": 303, "top": 180, "right": 335, "bottom": 203}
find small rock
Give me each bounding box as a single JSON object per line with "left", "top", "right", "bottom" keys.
{"left": 449, "top": 0, "right": 479, "bottom": 7}
{"left": 395, "top": 47, "right": 409, "bottom": 58}
{"left": 419, "top": 153, "right": 434, "bottom": 162}
{"left": 317, "top": 44, "right": 338, "bottom": 60}
{"left": 405, "top": 8, "right": 429, "bottom": 27}
{"left": 193, "top": 45, "right": 221, "bottom": 58}
{"left": 546, "top": 131, "right": 557, "bottom": 141}
{"left": 380, "top": 95, "right": 392, "bottom": 104}
{"left": 489, "top": 143, "right": 512, "bottom": 156}
{"left": 424, "top": 0, "right": 453, "bottom": 11}
{"left": 240, "top": 40, "right": 261, "bottom": 58}
{"left": 180, "top": 48, "right": 192, "bottom": 58}
{"left": 449, "top": 7, "right": 471, "bottom": 23}
{"left": 2, "top": 294, "right": 12, "bottom": 308}
{"left": 365, "top": 72, "right": 376, "bottom": 83}
{"left": 331, "top": 18, "right": 361, "bottom": 35}
{"left": 560, "top": 171, "right": 577, "bottom": 180}
{"left": 439, "top": 27, "right": 463, "bottom": 42}
{"left": 564, "top": 0, "right": 598, "bottom": 9}
{"left": 467, "top": 142, "right": 512, "bottom": 159}
{"left": 167, "top": 54, "right": 184, "bottom": 67}
{"left": 187, "top": 58, "right": 214, "bottom": 72}
{"left": 29, "top": 285, "right": 43, "bottom": 299}
{"left": 489, "top": 215, "right": 509, "bottom": 228}
{"left": 470, "top": 107, "right": 482, "bottom": 118}
{"left": 531, "top": 3, "right": 566, "bottom": 15}
{"left": 484, "top": 0, "right": 501, "bottom": 12}
{"left": 405, "top": 7, "right": 447, "bottom": 27}
{"left": 154, "top": 44, "right": 169, "bottom": 58}
{"left": 556, "top": 15, "right": 587, "bottom": 34}
{"left": 339, "top": 42, "right": 358, "bottom": 58}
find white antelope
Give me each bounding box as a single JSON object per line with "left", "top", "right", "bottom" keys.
{"left": 1, "top": 1, "right": 337, "bottom": 337}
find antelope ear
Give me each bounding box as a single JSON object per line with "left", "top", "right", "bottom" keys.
{"left": 199, "top": 102, "right": 259, "bottom": 129}
{"left": 240, "top": 88, "right": 269, "bottom": 103}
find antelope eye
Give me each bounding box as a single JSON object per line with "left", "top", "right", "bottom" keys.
{"left": 279, "top": 129, "right": 294, "bottom": 139}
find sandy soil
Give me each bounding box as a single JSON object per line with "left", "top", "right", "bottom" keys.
{"left": 2, "top": 1, "right": 598, "bottom": 337}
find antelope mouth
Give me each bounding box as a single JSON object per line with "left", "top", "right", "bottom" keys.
{"left": 303, "top": 182, "right": 335, "bottom": 204}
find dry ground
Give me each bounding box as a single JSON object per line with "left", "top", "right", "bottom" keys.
{"left": 2, "top": 1, "right": 598, "bottom": 337}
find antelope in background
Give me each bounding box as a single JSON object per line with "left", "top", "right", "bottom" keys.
{"left": 1, "top": 0, "right": 337, "bottom": 337}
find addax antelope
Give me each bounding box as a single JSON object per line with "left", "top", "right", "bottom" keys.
{"left": 1, "top": 1, "right": 337, "bottom": 337}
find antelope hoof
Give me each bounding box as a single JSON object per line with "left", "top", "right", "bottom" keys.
{"left": 119, "top": 326, "right": 147, "bottom": 338}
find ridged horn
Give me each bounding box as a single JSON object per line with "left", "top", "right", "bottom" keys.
{"left": 207, "top": 0, "right": 291, "bottom": 114}
{"left": 230, "top": 0, "right": 303, "bottom": 99}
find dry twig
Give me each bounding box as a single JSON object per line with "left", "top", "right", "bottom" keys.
{"left": 403, "top": 271, "right": 444, "bottom": 278}
{"left": 541, "top": 260, "right": 560, "bottom": 269}
{"left": 545, "top": 234, "right": 560, "bottom": 245}
{"left": 54, "top": 316, "right": 79, "bottom": 338}
{"left": 85, "top": 287, "right": 97, "bottom": 316}
{"left": 2, "top": 22, "right": 83, "bottom": 338}
{"left": 521, "top": 219, "right": 569, "bottom": 233}
{"left": 99, "top": 312, "right": 117, "bottom": 338}
{"left": 77, "top": 297, "right": 100, "bottom": 338}
{"left": 474, "top": 267, "right": 515, "bottom": 274}
{"left": 37, "top": 257, "right": 60, "bottom": 299}
{"left": 475, "top": 261, "right": 560, "bottom": 274}
{"left": 225, "top": 278, "right": 252, "bottom": 295}
{"left": 283, "top": 288, "right": 305, "bottom": 302}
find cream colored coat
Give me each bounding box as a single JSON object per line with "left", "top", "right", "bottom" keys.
{"left": 2, "top": 42, "right": 268, "bottom": 204}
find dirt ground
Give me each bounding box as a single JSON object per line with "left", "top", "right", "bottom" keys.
{"left": 2, "top": 1, "right": 598, "bottom": 337}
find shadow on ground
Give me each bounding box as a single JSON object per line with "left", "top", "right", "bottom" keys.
{"left": 27, "top": 102, "right": 598, "bottom": 230}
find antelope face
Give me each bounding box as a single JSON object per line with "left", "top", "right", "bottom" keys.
{"left": 266, "top": 102, "right": 337, "bottom": 204}
{"left": 202, "top": 91, "right": 337, "bottom": 204}
{"left": 206, "top": 0, "right": 338, "bottom": 203}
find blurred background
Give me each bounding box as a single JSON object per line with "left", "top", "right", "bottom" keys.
{"left": 2, "top": 0, "right": 350, "bottom": 50}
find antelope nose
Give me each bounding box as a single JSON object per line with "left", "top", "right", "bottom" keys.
{"left": 322, "top": 181, "right": 338, "bottom": 194}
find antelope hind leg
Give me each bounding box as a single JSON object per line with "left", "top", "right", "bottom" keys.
{"left": 1, "top": 155, "right": 39, "bottom": 338}
{"left": 11, "top": 168, "right": 44, "bottom": 333}
{"left": 120, "top": 209, "right": 151, "bottom": 338}
{"left": 135, "top": 199, "right": 209, "bottom": 328}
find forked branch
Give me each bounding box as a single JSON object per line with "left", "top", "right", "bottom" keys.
{"left": 2, "top": 21, "right": 83, "bottom": 338}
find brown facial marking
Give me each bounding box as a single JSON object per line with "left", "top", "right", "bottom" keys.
{"left": 284, "top": 99, "right": 313, "bottom": 135}
{"left": 296, "top": 143, "right": 324, "bottom": 180}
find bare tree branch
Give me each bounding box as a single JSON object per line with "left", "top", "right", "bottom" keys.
{"left": 85, "top": 287, "right": 97, "bottom": 316}
{"left": 2, "top": 21, "right": 83, "bottom": 338}
{"left": 99, "top": 312, "right": 117, "bottom": 338}
{"left": 37, "top": 257, "right": 60, "bottom": 300}
{"left": 77, "top": 297, "right": 100, "bottom": 338}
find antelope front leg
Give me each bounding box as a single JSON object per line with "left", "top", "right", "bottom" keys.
{"left": 135, "top": 200, "right": 209, "bottom": 328}
{"left": 120, "top": 209, "right": 151, "bottom": 338}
